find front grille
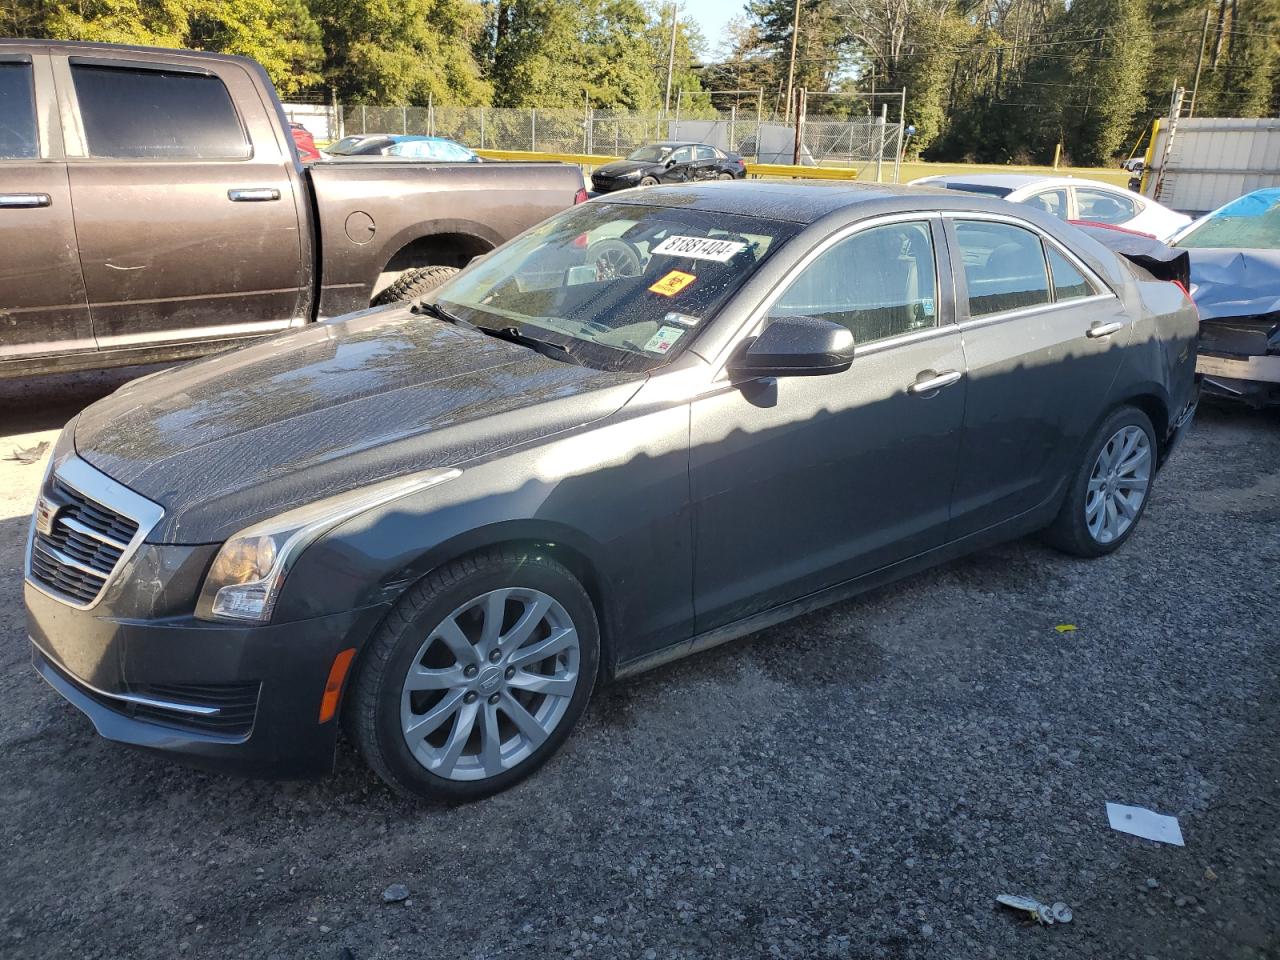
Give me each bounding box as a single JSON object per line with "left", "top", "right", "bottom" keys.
{"left": 29, "top": 480, "right": 139, "bottom": 604}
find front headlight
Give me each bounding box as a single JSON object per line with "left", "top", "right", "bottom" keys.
{"left": 196, "top": 468, "right": 460, "bottom": 623}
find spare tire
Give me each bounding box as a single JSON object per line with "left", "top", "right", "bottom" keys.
{"left": 374, "top": 265, "right": 460, "bottom": 305}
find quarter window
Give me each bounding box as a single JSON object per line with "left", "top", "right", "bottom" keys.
{"left": 1046, "top": 245, "right": 1095, "bottom": 301}
{"left": 953, "top": 220, "right": 1051, "bottom": 318}
{"left": 1025, "top": 189, "right": 1068, "bottom": 220}
{"left": 71, "top": 63, "right": 249, "bottom": 160}
{"left": 0, "top": 62, "right": 37, "bottom": 159}
{"left": 774, "top": 220, "right": 938, "bottom": 344}
{"left": 1075, "top": 188, "right": 1138, "bottom": 224}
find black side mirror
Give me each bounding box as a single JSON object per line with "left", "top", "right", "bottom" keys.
{"left": 727, "top": 315, "right": 855, "bottom": 379}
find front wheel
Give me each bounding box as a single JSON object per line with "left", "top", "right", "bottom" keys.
{"left": 1044, "top": 406, "right": 1157, "bottom": 557}
{"left": 638, "top": 176, "right": 659, "bottom": 187}
{"left": 347, "top": 548, "right": 599, "bottom": 802}
{"left": 373, "top": 265, "right": 459, "bottom": 306}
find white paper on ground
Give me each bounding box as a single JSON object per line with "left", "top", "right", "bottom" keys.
{"left": 1106, "top": 802, "right": 1185, "bottom": 846}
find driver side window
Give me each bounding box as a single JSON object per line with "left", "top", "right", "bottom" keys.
{"left": 773, "top": 221, "right": 938, "bottom": 345}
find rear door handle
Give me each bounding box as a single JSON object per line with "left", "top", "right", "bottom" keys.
{"left": 0, "top": 193, "right": 51, "bottom": 208}
{"left": 228, "top": 188, "right": 281, "bottom": 202}
{"left": 1086, "top": 321, "right": 1123, "bottom": 338}
{"left": 909, "top": 370, "right": 962, "bottom": 394}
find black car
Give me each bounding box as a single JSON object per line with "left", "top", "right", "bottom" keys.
{"left": 26, "top": 183, "right": 1199, "bottom": 802}
{"left": 590, "top": 141, "right": 747, "bottom": 193}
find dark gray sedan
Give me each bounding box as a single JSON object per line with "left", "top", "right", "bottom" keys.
{"left": 25, "top": 182, "right": 1200, "bottom": 801}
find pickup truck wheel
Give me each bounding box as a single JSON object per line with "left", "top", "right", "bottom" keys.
{"left": 373, "top": 265, "right": 460, "bottom": 306}
{"left": 1044, "top": 406, "right": 1156, "bottom": 558}
{"left": 347, "top": 547, "right": 600, "bottom": 803}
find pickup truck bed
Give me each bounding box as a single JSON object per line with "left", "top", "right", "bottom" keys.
{"left": 0, "top": 40, "right": 586, "bottom": 377}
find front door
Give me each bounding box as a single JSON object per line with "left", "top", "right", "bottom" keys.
{"left": 945, "top": 215, "right": 1129, "bottom": 537}
{"left": 690, "top": 217, "right": 967, "bottom": 632}
{"left": 0, "top": 54, "right": 93, "bottom": 362}
{"left": 58, "top": 56, "right": 307, "bottom": 348}
{"left": 660, "top": 145, "right": 696, "bottom": 184}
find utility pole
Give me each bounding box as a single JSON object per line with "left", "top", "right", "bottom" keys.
{"left": 664, "top": 4, "right": 678, "bottom": 115}
{"left": 1189, "top": 8, "right": 1210, "bottom": 117}
{"left": 784, "top": 0, "right": 801, "bottom": 124}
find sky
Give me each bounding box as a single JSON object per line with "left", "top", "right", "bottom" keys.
{"left": 685, "top": 0, "right": 746, "bottom": 58}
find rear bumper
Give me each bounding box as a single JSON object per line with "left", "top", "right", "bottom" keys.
{"left": 1196, "top": 353, "right": 1280, "bottom": 407}
{"left": 27, "top": 582, "right": 389, "bottom": 778}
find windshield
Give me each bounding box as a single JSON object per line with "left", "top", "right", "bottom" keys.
{"left": 627, "top": 145, "right": 674, "bottom": 163}
{"left": 327, "top": 136, "right": 387, "bottom": 156}
{"left": 1176, "top": 189, "right": 1280, "bottom": 250}
{"left": 434, "top": 202, "right": 800, "bottom": 371}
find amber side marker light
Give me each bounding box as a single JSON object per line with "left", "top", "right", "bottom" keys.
{"left": 319, "top": 648, "right": 357, "bottom": 723}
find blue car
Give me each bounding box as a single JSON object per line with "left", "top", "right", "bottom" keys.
{"left": 326, "top": 134, "right": 481, "bottom": 162}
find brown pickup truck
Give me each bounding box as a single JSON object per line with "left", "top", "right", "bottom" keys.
{"left": 0, "top": 40, "right": 587, "bottom": 377}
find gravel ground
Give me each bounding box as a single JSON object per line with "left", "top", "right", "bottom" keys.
{"left": 0, "top": 370, "right": 1277, "bottom": 960}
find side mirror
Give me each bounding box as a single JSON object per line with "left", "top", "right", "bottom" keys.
{"left": 666, "top": 157, "right": 677, "bottom": 168}
{"left": 727, "top": 315, "right": 855, "bottom": 379}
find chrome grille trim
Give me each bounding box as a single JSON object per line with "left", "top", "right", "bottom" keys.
{"left": 24, "top": 455, "right": 165, "bottom": 610}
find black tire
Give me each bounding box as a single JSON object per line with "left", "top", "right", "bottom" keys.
{"left": 347, "top": 547, "right": 600, "bottom": 803}
{"left": 586, "top": 237, "right": 643, "bottom": 278}
{"left": 638, "top": 176, "right": 659, "bottom": 187}
{"left": 373, "top": 265, "right": 460, "bottom": 306}
{"left": 1043, "top": 405, "right": 1157, "bottom": 558}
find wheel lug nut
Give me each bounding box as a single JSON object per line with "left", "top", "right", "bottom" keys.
{"left": 464, "top": 665, "right": 478, "bottom": 678}
{"left": 489, "top": 650, "right": 502, "bottom": 663}
{"left": 504, "top": 667, "right": 515, "bottom": 680}
{"left": 488, "top": 693, "right": 500, "bottom": 705}
{"left": 464, "top": 691, "right": 478, "bottom": 704}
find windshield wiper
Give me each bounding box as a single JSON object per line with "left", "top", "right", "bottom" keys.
{"left": 410, "top": 300, "right": 470, "bottom": 326}
{"left": 475, "top": 325, "right": 584, "bottom": 366}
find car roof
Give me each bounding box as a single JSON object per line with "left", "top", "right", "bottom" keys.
{"left": 599, "top": 180, "right": 1046, "bottom": 224}
{"left": 387, "top": 136, "right": 464, "bottom": 144}
{"left": 647, "top": 141, "right": 706, "bottom": 148}
{"left": 919, "top": 173, "right": 1053, "bottom": 189}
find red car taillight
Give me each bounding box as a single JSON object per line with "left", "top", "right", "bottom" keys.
{"left": 574, "top": 187, "right": 589, "bottom": 205}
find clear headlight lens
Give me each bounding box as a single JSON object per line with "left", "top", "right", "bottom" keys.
{"left": 197, "top": 468, "right": 460, "bottom": 624}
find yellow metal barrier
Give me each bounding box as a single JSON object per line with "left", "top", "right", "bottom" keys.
{"left": 474, "top": 148, "right": 859, "bottom": 182}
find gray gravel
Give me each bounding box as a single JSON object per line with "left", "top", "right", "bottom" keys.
{"left": 0, "top": 370, "right": 1277, "bottom": 960}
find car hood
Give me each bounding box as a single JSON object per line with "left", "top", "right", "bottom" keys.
{"left": 74, "top": 308, "right": 644, "bottom": 543}
{"left": 594, "top": 159, "right": 659, "bottom": 179}
{"left": 1186, "top": 248, "right": 1280, "bottom": 321}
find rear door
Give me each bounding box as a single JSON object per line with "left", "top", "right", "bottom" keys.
{"left": 945, "top": 214, "right": 1130, "bottom": 537}
{"left": 56, "top": 54, "right": 308, "bottom": 348}
{"left": 692, "top": 145, "right": 719, "bottom": 180}
{"left": 0, "top": 52, "right": 94, "bottom": 363}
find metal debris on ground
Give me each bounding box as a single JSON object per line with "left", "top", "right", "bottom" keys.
{"left": 4, "top": 440, "right": 49, "bottom": 464}
{"left": 996, "top": 894, "right": 1074, "bottom": 925}
{"left": 1106, "top": 802, "right": 1185, "bottom": 846}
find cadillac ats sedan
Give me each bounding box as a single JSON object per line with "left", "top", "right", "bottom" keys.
{"left": 25, "top": 182, "right": 1200, "bottom": 802}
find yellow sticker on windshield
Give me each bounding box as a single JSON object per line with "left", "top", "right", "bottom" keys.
{"left": 649, "top": 270, "right": 696, "bottom": 297}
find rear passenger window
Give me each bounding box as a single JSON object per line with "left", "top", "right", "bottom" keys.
{"left": 0, "top": 61, "right": 38, "bottom": 159}
{"left": 774, "top": 220, "right": 937, "bottom": 344}
{"left": 1047, "top": 245, "right": 1095, "bottom": 301}
{"left": 953, "top": 220, "right": 1050, "bottom": 318}
{"left": 1075, "top": 188, "right": 1137, "bottom": 225}
{"left": 1025, "top": 189, "right": 1067, "bottom": 220}
{"left": 71, "top": 63, "right": 249, "bottom": 160}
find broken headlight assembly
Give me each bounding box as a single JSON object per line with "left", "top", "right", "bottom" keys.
{"left": 195, "top": 468, "right": 460, "bottom": 623}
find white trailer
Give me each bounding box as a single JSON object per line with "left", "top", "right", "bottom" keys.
{"left": 1141, "top": 116, "right": 1280, "bottom": 216}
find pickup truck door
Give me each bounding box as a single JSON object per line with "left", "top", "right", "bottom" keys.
{"left": 0, "top": 53, "right": 94, "bottom": 363}
{"left": 55, "top": 54, "right": 309, "bottom": 348}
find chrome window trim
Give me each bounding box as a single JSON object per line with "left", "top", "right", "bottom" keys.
{"left": 955, "top": 292, "right": 1115, "bottom": 332}
{"left": 31, "top": 639, "right": 220, "bottom": 715}
{"left": 710, "top": 211, "right": 947, "bottom": 376}
{"left": 24, "top": 454, "right": 165, "bottom": 610}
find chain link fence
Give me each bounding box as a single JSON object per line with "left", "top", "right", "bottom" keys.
{"left": 316, "top": 104, "right": 905, "bottom": 179}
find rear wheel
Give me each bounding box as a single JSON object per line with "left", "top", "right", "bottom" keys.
{"left": 373, "top": 265, "right": 459, "bottom": 306}
{"left": 347, "top": 548, "right": 599, "bottom": 802}
{"left": 717, "top": 172, "right": 735, "bottom": 181}
{"left": 1044, "top": 406, "right": 1156, "bottom": 557}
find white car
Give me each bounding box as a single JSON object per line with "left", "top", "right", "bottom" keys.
{"left": 909, "top": 174, "right": 1191, "bottom": 240}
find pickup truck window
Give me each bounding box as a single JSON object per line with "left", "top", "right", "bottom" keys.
{"left": 0, "top": 62, "right": 37, "bottom": 159}
{"left": 70, "top": 64, "right": 250, "bottom": 160}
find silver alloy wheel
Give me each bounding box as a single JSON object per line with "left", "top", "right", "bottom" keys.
{"left": 399, "top": 588, "right": 580, "bottom": 781}
{"left": 1085, "top": 424, "right": 1152, "bottom": 544}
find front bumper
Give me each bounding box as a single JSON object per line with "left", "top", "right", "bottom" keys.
{"left": 27, "top": 582, "right": 389, "bottom": 778}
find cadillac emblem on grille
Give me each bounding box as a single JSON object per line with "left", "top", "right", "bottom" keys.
{"left": 34, "top": 496, "right": 58, "bottom": 537}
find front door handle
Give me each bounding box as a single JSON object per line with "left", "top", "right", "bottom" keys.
{"left": 909, "top": 369, "right": 962, "bottom": 394}
{"left": 228, "top": 188, "right": 281, "bottom": 202}
{"left": 0, "top": 193, "right": 51, "bottom": 208}
{"left": 1086, "top": 321, "right": 1123, "bottom": 338}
